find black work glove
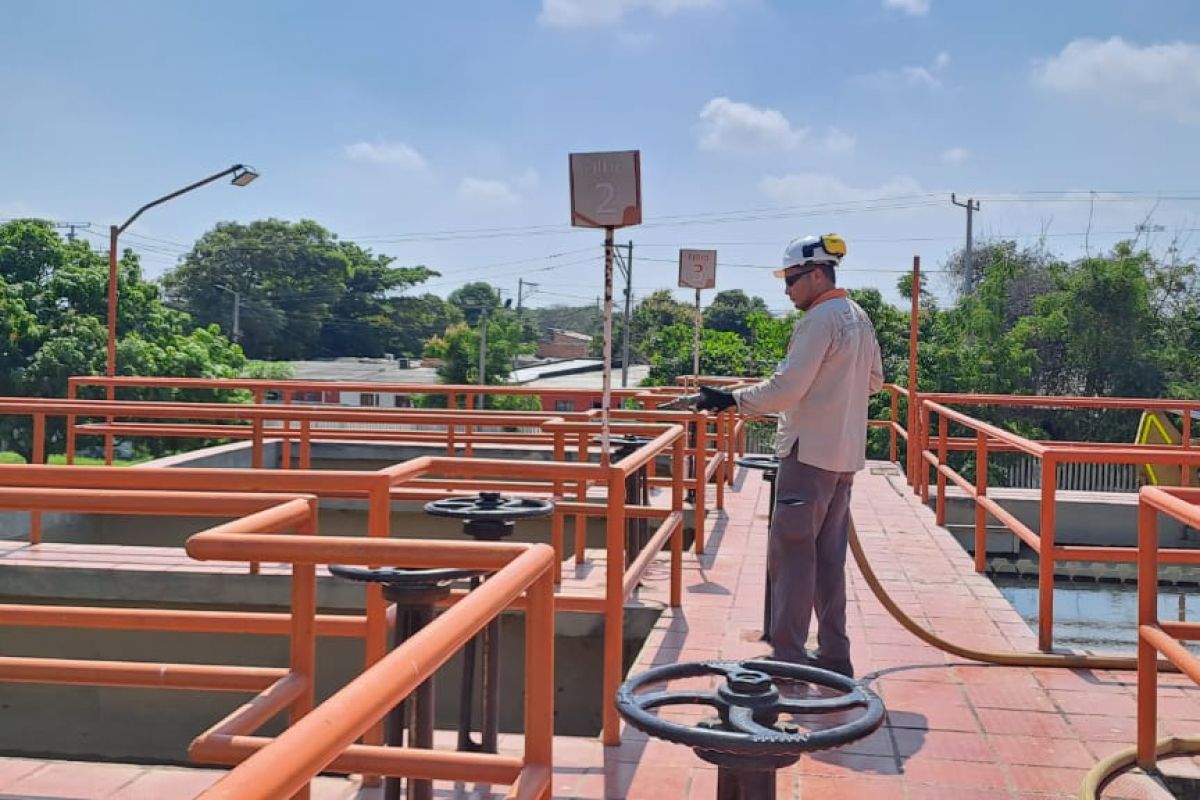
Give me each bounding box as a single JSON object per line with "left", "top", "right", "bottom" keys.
{"left": 694, "top": 385, "right": 737, "bottom": 412}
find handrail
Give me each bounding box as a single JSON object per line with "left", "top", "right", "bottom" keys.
{"left": 0, "top": 408, "right": 688, "bottom": 745}
{"left": 1135, "top": 487, "right": 1200, "bottom": 769}
{"left": 914, "top": 394, "right": 1200, "bottom": 651}
{"left": 189, "top": 535, "right": 557, "bottom": 800}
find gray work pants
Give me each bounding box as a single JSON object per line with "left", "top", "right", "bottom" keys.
{"left": 767, "top": 448, "right": 855, "bottom": 664}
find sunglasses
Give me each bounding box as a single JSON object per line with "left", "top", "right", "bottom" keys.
{"left": 784, "top": 268, "right": 817, "bottom": 288}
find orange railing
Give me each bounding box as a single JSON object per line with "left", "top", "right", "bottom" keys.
{"left": 5, "top": 387, "right": 724, "bottom": 565}
{"left": 69, "top": 374, "right": 653, "bottom": 406}
{"left": 1136, "top": 486, "right": 1200, "bottom": 771}
{"left": 187, "top": 532, "right": 557, "bottom": 800}
{"left": 0, "top": 407, "right": 687, "bottom": 744}
{"left": 914, "top": 394, "right": 1200, "bottom": 649}
{"left": 0, "top": 484, "right": 556, "bottom": 799}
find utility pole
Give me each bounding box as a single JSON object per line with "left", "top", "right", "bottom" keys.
{"left": 517, "top": 278, "right": 538, "bottom": 316}
{"left": 51, "top": 222, "right": 90, "bottom": 243}
{"left": 613, "top": 240, "right": 633, "bottom": 386}
{"left": 231, "top": 290, "right": 241, "bottom": 343}
{"left": 216, "top": 284, "right": 242, "bottom": 343}
{"left": 477, "top": 307, "right": 488, "bottom": 410}
{"left": 951, "top": 194, "right": 981, "bottom": 294}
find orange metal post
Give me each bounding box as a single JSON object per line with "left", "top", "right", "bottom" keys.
{"left": 1038, "top": 455, "right": 1058, "bottom": 651}
{"left": 602, "top": 470, "right": 627, "bottom": 746}
{"left": 30, "top": 414, "right": 45, "bottom": 544}
{"left": 935, "top": 413, "right": 948, "bottom": 526}
{"left": 919, "top": 403, "right": 931, "bottom": 504}
{"left": 671, "top": 433, "right": 685, "bottom": 608}
{"left": 1183, "top": 405, "right": 1195, "bottom": 488}
{"left": 889, "top": 388, "right": 899, "bottom": 464}
{"left": 289, "top": 560, "right": 317, "bottom": 800}
{"left": 251, "top": 417, "right": 264, "bottom": 469}
{"left": 362, "top": 479, "right": 391, "bottom": 769}
{"left": 725, "top": 408, "right": 736, "bottom": 486}
{"left": 522, "top": 562, "right": 555, "bottom": 800}
{"left": 66, "top": 381, "right": 77, "bottom": 465}
{"left": 551, "top": 428, "right": 566, "bottom": 584}
{"left": 974, "top": 431, "right": 989, "bottom": 573}
{"left": 693, "top": 416, "right": 707, "bottom": 554}
{"left": 1136, "top": 494, "right": 1159, "bottom": 768}
{"left": 574, "top": 432, "right": 587, "bottom": 566}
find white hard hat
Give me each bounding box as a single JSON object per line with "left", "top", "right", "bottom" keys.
{"left": 772, "top": 234, "right": 847, "bottom": 277}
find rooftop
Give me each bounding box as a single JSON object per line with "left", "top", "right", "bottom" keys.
{"left": 284, "top": 358, "right": 441, "bottom": 385}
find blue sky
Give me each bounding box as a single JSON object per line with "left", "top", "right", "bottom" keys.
{"left": 3, "top": 0, "right": 1199, "bottom": 313}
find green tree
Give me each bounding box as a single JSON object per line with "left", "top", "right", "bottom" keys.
{"left": 423, "top": 307, "right": 534, "bottom": 405}
{"left": 0, "top": 219, "right": 247, "bottom": 459}
{"left": 702, "top": 289, "right": 769, "bottom": 339}
{"left": 162, "top": 219, "right": 438, "bottom": 360}
{"left": 642, "top": 324, "right": 755, "bottom": 385}
{"left": 621, "top": 290, "right": 693, "bottom": 363}
{"left": 448, "top": 282, "right": 504, "bottom": 326}
{"left": 392, "top": 293, "right": 464, "bottom": 357}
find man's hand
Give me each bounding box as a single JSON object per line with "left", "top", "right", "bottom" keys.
{"left": 694, "top": 385, "right": 736, "bottom": 412}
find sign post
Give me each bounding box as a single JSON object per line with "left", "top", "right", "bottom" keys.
{"left": 569, "top": 150, "right": 642, "bottom": 464}
{"left": 678, "top": 248, "right": 717, "bottom": 392}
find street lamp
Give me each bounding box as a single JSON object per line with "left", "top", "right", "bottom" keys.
{"left": 106, "top": 163, "right": 259, "bottom": 378}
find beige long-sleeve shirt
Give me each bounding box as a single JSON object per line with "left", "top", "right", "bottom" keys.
{"left": 734, "top": 291, "right": 884, "bottom": 473}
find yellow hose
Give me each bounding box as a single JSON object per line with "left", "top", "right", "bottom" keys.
{"left": 846, "top": 517, "right": 1196, "bottom": 798}
{"left": 1077, "top": 736, "right": 1200, "bottom": 799}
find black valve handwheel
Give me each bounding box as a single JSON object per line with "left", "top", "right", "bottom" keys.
{"left": 615, "top": 658, "right": 884, "bottom": 757}
{"left": 423, "top": 491, "right": 554, "bottom": 521}
{"left": 735, "top": 456, "right": 781, "bottom": 471}
{"left": 327, "top": 564, "right": 483, "bottom": 586}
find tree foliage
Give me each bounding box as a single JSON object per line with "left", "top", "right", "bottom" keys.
{"left": 0, "top": 219, "right": 249, "bottom": 458}
{"left": 161, "top": 219, "right": 444, "bottom": 359}
{"left": 702, "top": 289, "right": 770, "bottom": 339}
{"left": 628, "top": 236, "right": 1200, "bottom": 459}
{"left": 422, "top": 299, "right": 535, "bottom": 406}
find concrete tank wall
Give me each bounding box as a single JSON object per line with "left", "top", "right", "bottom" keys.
{"left": 0, "top": 572, "right": 658, "bottom": 763}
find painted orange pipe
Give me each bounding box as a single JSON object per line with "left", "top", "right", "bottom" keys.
{"left": 195, "top": 674, "right": 309, "bottom": 741}
{"left": 602, "top": 468, "right": 626, "bottom": 746}
{"left": 0, "top": 605, "right": 365, "bottom": 637}
{"left": 192, "top": 735, "right": 525, "bottom": 785}
{"left": 0, "top": 657, "right": 286, "bottom": 691}
{"left": 0, "top": 487, "right": 314, "bottom": 517}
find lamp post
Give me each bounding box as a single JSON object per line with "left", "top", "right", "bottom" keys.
{"left": 106, "top": 163, "right": 258, "bottom": 378}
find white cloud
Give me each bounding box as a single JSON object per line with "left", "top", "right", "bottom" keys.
{"left": 539, "top": 0, "right": 718, "bottom": 28}
{"left": 699, "top": 97, "right": 803, "bottom": 152}
{"left": 457, "top": 178, "right": 520, "bottom": 206}
{"left": 697, "top": 97, "right": 854, "bottom": 155}
{"left": 860, "top": 51, "right": 950, "bottom": 91}
{"left": 759, "top": 173, "right": 926, "bottom": 206}
{"left": 343, "top": 140, "right": 428, "bottom": 170}
{"left": 1034, "top": 37, "right": 1200, "bottom": 126}
{"left": 883, "top": 0, "right": 930, "bottom": 16}
{"left": 941, "top": 146, "right": 969, "bottom": 166}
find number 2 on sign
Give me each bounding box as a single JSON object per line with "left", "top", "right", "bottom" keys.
{"left": 596, "top": 182, "right": 615, "bottom": 214}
